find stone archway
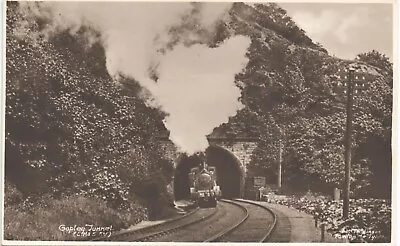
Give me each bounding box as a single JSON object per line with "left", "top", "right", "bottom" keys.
{"left": 173, "top": 146, "right": 245, "bottom": 201}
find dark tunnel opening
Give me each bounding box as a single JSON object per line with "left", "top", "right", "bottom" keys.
{"left": 173, "top": 146, "right": 242, "bottom": 201}
{"left": 207, "top": 147, "right": 241, "bottom": 198}
{"left": 173, "top": 155, "right": 201, "bottom": 201}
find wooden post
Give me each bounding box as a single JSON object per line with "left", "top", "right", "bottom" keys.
{"left": 343, "top": 68, "right": 354, "bottom": 219}
{"left": 278, "top": 138, "right": 282, "bottom": 188}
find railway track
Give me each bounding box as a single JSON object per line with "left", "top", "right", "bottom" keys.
{"left": 149, "top": 200, "right": 246, "bottom": 242}
{"left": 94, "top": 199, "right": 279, "bottom": 242}
{"left": 93, "top": 206, "right": 213, "bottom": 241}
{"left": 205, "top": 199, "right": 277, "bottom": 242}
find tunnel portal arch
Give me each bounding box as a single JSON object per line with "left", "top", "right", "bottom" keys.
{"left": 173, "top": 146, "right": 245, "bottom": 201}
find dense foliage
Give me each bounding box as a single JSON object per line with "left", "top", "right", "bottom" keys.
{"left": 5, "top": 2, "right": 174, "bottom": 239}
{"left": 213, "top": 3, "right": 392, "bottom": 198}
{"left": 265, "top": 194, "right": 391, "bottom": 242}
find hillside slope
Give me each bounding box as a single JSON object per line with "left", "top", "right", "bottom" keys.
{"left": 212, "top": 3, "right": 392, "bottom": 198}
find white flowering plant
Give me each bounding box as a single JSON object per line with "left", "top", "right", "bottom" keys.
{"left": 264, "top": 195, "right": 390, "bottom": 242}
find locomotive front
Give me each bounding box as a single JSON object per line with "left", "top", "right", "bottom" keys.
{"left": 189, "top": 161, "right": 221, "bottom": 208}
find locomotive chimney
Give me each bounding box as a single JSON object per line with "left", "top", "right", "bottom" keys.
{"left": 196, "top": 152, "right": 207, "bottom": 168}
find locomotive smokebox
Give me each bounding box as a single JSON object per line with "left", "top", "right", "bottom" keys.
{"left": 198, "top": 173, "right": 213, "bottom": 190}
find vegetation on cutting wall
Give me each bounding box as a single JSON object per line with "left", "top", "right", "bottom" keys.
{"left": 4, "top": 1, "right": 392, "bottom": 241}
{"left": 5, "top": 2, "right": 174, "bottom": 240}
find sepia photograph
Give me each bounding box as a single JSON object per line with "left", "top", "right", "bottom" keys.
{"left": 1, "top": 0, "right": 396, "bottom": 244}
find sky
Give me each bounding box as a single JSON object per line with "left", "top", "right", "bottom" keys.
{"left": 279, "top": 2, "right": 394, "bottom": 61}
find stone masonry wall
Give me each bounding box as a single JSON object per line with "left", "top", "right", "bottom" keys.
{"left": 158, "top": 139, "right": 257, "bottom": 170}
{"left": 159, "top": 138, "right": 258, "bottom": 199}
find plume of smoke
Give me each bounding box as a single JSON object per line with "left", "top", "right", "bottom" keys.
{"left": 17, "top": 2, "right": 250, "bottom": 155}
{"left": 151, "top": 36, "right": 250, "bottom": 154}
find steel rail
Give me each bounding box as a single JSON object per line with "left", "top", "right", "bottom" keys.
{"left": 91, "top": 207, "right": 199, "bottom": 241}
{"left": 133, "top": 205, "right": 220, "bottom": 242}
{"left": 203, "top": 199, "right": 249, "bottom": 242}
{"left": 134, "top": 204, "right": 221, "bottom": 242}
{"left": 234, "top": 199, "right": 278, "bottom": 242}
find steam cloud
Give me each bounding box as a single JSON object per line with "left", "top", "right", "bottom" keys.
{"left": 18, "top": 2, "right": 250, "bottom": 155}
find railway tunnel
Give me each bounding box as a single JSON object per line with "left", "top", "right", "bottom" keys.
{"left": 173, "top": 146, "right": 244, "bottom": 201}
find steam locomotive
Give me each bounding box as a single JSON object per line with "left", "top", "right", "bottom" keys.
{"left": 189, "top": 162, "right": 221, "bottom": 208}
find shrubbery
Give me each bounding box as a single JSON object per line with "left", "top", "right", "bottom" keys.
{"left": 5, "top": 2, "right": 173, "bottom": 240}
{"left": 4, "top": 191, "right": 147, "bottom": 240}
{"left": 265, "top": 194, "right": 391, "bottom": 242}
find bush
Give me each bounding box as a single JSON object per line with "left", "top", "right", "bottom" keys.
{"left": 5, "top": 2, "right": 173, "bottom": 227}
{"left": 264, "top": 194, "right": 391, "bottom": 242}
{"left": 4, "top": 194, "right": 147, "bottom": 241}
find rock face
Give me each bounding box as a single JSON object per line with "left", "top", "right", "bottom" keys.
{"left": 229, "top": 3, "right": 327, "bottom": 52}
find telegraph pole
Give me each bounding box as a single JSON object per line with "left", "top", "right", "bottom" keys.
{"left": 343, "top": 67, "right": 355, "bottom": 219}
{"left": 335, "top": 63, "right": 365, "bottom": 218}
